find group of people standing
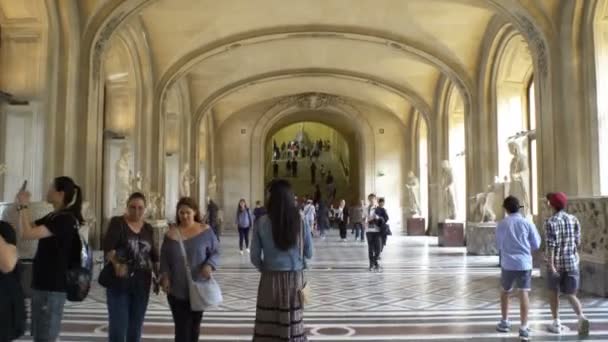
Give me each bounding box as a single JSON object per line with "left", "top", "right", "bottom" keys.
{"left": 0, "top": 175, "right": 314, "bottom": 342}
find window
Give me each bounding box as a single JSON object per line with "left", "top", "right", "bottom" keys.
{"left": 527, "top": 79, "right": 539, "bottom": 215}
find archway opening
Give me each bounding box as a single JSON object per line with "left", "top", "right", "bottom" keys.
{"left": 447, "top": 86, "right": 466, "bottom": 221}
{"left": 594, "top": 0, "right": 608, "bottom": 195}
{"left": 495, "top": 34, "right": 537, "bottom": 216}
{"left": 265, "top": 121, "right": 355, "bottom": 205}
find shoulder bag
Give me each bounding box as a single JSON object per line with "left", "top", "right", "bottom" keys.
{"left": 298, "top": 222, "right": 311, "bottom": 306}
{"left": 176, "top": 229, "right": 223, "bottom": 311}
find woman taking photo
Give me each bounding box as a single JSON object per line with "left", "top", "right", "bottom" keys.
{"left": 102, "top": 192, "right": 159, "bottom": 342}
{"left": 250, "top": 179, "right": 313, "bottom": 341}
{"left": 160, "top": 197, "right": 219, "bottom": 342}
{"left": 16, "top": 176, "right": 84, "bottom": 341}
{"left": 235, "top": 199, "right": 253, "bottom": 255}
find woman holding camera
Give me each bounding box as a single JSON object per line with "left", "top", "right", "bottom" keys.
{"left": 103, "top": 192, "right": 159, "bottom": 342}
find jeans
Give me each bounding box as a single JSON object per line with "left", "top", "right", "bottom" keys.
{"left": 167, "top": 295, "right": 203, "bottom": 342}
{"left": 366, "top": 232, "right": 382, "bottom": 267}
{"left": 106, "top": 286, "right": 150, "bottom": 342}
{"left": 353, "top": 223, "right": 365, "bottom": 241}
{"left": 210, "top": 224, "right": 220, "bottom": 242}
{"left": 31, "top": 290, "right": 66, "bottom": 342}
{"left": 238, "top": 227, "right": 250, "bottom": 250}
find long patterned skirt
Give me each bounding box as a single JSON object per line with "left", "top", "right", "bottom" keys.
{"left": 253, "top": 271, "right": 307, "bottom": 341}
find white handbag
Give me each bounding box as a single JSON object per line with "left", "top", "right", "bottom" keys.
{"left": 176, "top": 229, "right": 223, "bottom": 311}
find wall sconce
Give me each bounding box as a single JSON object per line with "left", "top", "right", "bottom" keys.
{"left": 379, "top": 128, "right": 384, "bottom": 134}
{"left": 241, "top": 129, "right": 247, "bottom": 134}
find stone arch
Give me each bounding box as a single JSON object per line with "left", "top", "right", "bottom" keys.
{"left": 247, "top": 97, "right": 377, "bottom": 205}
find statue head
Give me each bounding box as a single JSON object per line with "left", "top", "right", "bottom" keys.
{"left": 408, "top": 170, "right": 415, "bottom": 178}
{"left": 183, "top": 163, "right": 190, "bottom": 172}
{"left": 508, "top": 141, "right": 521, "bottom": 156}
{"left": 441, "top": 160, "right": 451, "bottom": 169}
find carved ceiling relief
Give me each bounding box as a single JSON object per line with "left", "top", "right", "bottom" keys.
{"left": 516, "top": 14, "right": 549, "bottom": 78}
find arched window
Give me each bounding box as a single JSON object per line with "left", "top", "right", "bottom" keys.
{"left": 594, "top": 0, "right": 608, "bottom": 194}
{"left": 448, "top": 87, "right": 466, "bottom": 221}
{"left": 418, "top": 115, "right": 429, "bottom": 226}
{"left": 526, "top": 78, "right": 538, "bottom": 215}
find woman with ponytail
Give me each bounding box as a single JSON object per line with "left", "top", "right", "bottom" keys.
{"left": 16, "top": 176, "right": 84, "bottom": 342}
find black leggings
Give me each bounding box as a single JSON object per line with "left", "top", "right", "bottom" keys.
{"left": 366, "top": 232, "right": 382, "bottom": 267}
{"left": 238, "top": 227, "right": 250, "bottom": 250}
{"left": 339, "top": 221, "right": 347, "bottom": 239}
{"left": 167, "top": 295, "right": 203, "bottom": 342}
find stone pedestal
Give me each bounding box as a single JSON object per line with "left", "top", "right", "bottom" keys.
{"left": 406, "top": 217, "right": 426, "bottom": 236}
{"left": 466, "top": 223, "right": 498, "bottom": 255}
{"left": 437, "top": 222, "right": 465, "bottom": 247}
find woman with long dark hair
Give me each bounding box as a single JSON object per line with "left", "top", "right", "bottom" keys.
{"left": 250, "top": 179, "right": 313, "bottom": 341}
{"left": 235, "top": 199, "right": 253, "bottom": 255}
{"left": 103, "top": 192, "right": 159, "bottom": 342}
{"left": 160, "top": 197, "right": 219, "bottom": 342}
{"left": 16, "top": 176, "right": 84, "bottom": 341}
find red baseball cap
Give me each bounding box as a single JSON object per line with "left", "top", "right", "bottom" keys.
{"left": 547, "top": 192, "right": 568, "bottom": 210}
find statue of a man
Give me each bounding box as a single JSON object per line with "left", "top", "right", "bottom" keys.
{"left": 508, "top": 141, "right": 530, "bottom": 216}
{"left": 180, "top": 164, "right": 195, "bottom": 197}
{"left": 207, "top": 174, "right": 218, "bottom": 200}
{"left": 130, "top": 171, "right": 144, "bottom": 193}
{"left": 405, "top": 171, "right": 421, "bottom": 217}
{"left": 115, "top": 145, "right": 131, "bottom": 209}
{"left": 440, "top": 160, "right": 456, "bottom": 221}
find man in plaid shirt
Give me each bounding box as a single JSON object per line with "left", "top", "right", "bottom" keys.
{"left": 544, "top": 192, "right": 589, "bottom": 336}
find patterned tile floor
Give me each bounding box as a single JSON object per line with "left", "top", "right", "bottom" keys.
{"left": 17, "top": 230, "right": 608, "bottom": 341}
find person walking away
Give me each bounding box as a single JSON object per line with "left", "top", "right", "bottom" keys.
{"left": 350, "top": 200, "right": 365, "bottom": 242}
{"left": 286, "top": 159, "right": 292, "bottom": 177}
{"left": 16, "top": 176, "right": 84, "bottom": 342}
{"left": 317, "top": 200, "right": 331, "bottom": 239}
{"left": 310, "top": 162, "right": 317, "bottom": 185}
{"left": 326, "top": 171, "right": 334, "bottom": 185}
{"left": 253, "top": 201, "right": 267, "bottom": 223}
{"left": 273, "top": 161, "right": 279, "bottom": 178}
{"left": 236, "top": 199, "right": 253, "bottom": 255}
{"left": 0, "top": 220, "right": 25, "bottom": 342}
{"left": 544, "top": 192, "right": 589, "bottom": 336}
{"left": 160, "top": 197, "right": 220, "bottom": 342}
{"left": 495, "top": 196, "right": 541, "bottom": 341}
{"left": 365, "top": 194, "right": 382, "bottom": 271}
{"left": 336, "top": 200, "right": 349, "bottom": 241}
{"left": 291, "top": 158, "right": 298, "bottom": 178}
{"left": 303, "top": 199, "right": 316, "bottom": 238}
{"left": 206, "top": 198, "right": 220, "bottom": 241}
{"left": 376, "top": 198, "right": 391, "bottom": 254}
{"left": 250, "top": 179, "right": 313, "bottom": 341}
{"left": 102, "top": 192, "right": 159, "bottom": 342}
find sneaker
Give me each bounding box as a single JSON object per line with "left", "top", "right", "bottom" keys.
{"left": 547, "top": 321, "right": 563, "bottom": 334}
{"left": 496, "top": 320, "right": 511, "bottom": 333}
{"left": 519, "top": 327, "right": 530, "bottom": 341}
{"left": 246, "top": 248, "right": 250, "bottom": 253}
{"left": 368, "top": 266, "right": 374, "bottom": 272}
{"left": 239, "top": 250, "right": 244, "bottom": 255}
{"left": 578, "top": 317, "right": 590, "bottom": 336}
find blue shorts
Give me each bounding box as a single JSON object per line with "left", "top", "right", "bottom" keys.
{"left": 547, "top": 269, "right": 579, "bottom": 295}
{"left": 501, "top": 269, "right": 532, "bottom": 292}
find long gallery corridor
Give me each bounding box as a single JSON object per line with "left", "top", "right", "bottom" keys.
{"left": 15, "top": 231, "right": 608, "bottom": 341}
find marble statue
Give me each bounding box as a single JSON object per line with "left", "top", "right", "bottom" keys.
{"left": 440, "top": 160, "right": 456, "bottom": 221}
{"left": 405, "top": 171, "right": 421, "bottom": 217}
{"left": 508, "top": 141, "right": 530, "bottom": 216}
{"left": 158, "top": 195, "right": 166, "bottom": 220}
{"left": 180, "top": 164, "right": 195, "bottom": 197}
{"left": 82, "top": 201, "right": 96, "bottom": 227}
{"left": 147, "top": 192, "right": 159, "bottom": 219}
{"left": 115, "top": 144, "right": 131, "bottom": 209}
{"left": 207, "top": 174, "right": 218, "bottom": 200}
{"left": 130, "top": 171, "right": 144, "bottom": 193}
{"left": 471, "top": 184, "right": 497, "bottom": 223}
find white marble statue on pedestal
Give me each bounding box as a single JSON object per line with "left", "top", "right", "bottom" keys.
{"left": 180, "top": 164, "right": 195, "bottom": 198}
{"left": 207, "top": 174, "right": 218, "bottom": 200}
{"left": 508, "top": 141, "right": 530, "bottom": 216}
{"left": 441, "top": 160, "right": 457, "bottom": 221}
{"left": 115, "top": 145, "right": 132, "bottom": 209}
{"left": 130, "top": 171, "right": 144, "bottom": 193}
{"left": 405, "top": 171, "right": 421, "bottom": 217}
{"left": 471, "top": 184, "right": 497, "bottom": 223}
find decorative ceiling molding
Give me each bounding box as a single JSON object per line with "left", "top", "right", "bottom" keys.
{"left": 156, "top": 28, "right": 474, "bottom": 104}
{"left": 189, "top": 68, "right": 432, "bottom": 129}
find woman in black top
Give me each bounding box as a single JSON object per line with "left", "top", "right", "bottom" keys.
{"left": 0, "top": 220, "right": 25, "bottom": 341}
{"left": 103, "top": 192, "right": 159, "bottom": 342}
{"left": 16, "top": 176, "right": 84, "bottom": 342}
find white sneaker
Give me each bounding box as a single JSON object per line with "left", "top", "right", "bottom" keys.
{"left": 239, "top": 250, "right": 244, "bottom": 255}
{"left": 246, "top": 248, "right": 250, "bottom": 253}
{"left": 548, "top": 320, "right": 563, "bottom": 334}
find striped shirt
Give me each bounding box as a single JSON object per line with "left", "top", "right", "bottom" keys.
{"left": 544, "top": 210, "right": 581, "bottom": 272}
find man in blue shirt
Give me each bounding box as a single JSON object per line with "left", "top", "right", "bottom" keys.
{"left": 495, "top": 196, "right": 541, "bottom": 341}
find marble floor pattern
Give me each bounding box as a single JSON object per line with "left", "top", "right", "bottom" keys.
{"left": 17, "top": 230, "right": 608, "bottom": 341}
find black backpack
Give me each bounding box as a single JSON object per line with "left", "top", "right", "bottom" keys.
{"left": 65, "top": 220, "right": 93, "bottom": 302}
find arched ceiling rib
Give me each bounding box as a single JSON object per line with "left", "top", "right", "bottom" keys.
{"left": 190, "top": 68, "right": 431, "bottom": 127}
